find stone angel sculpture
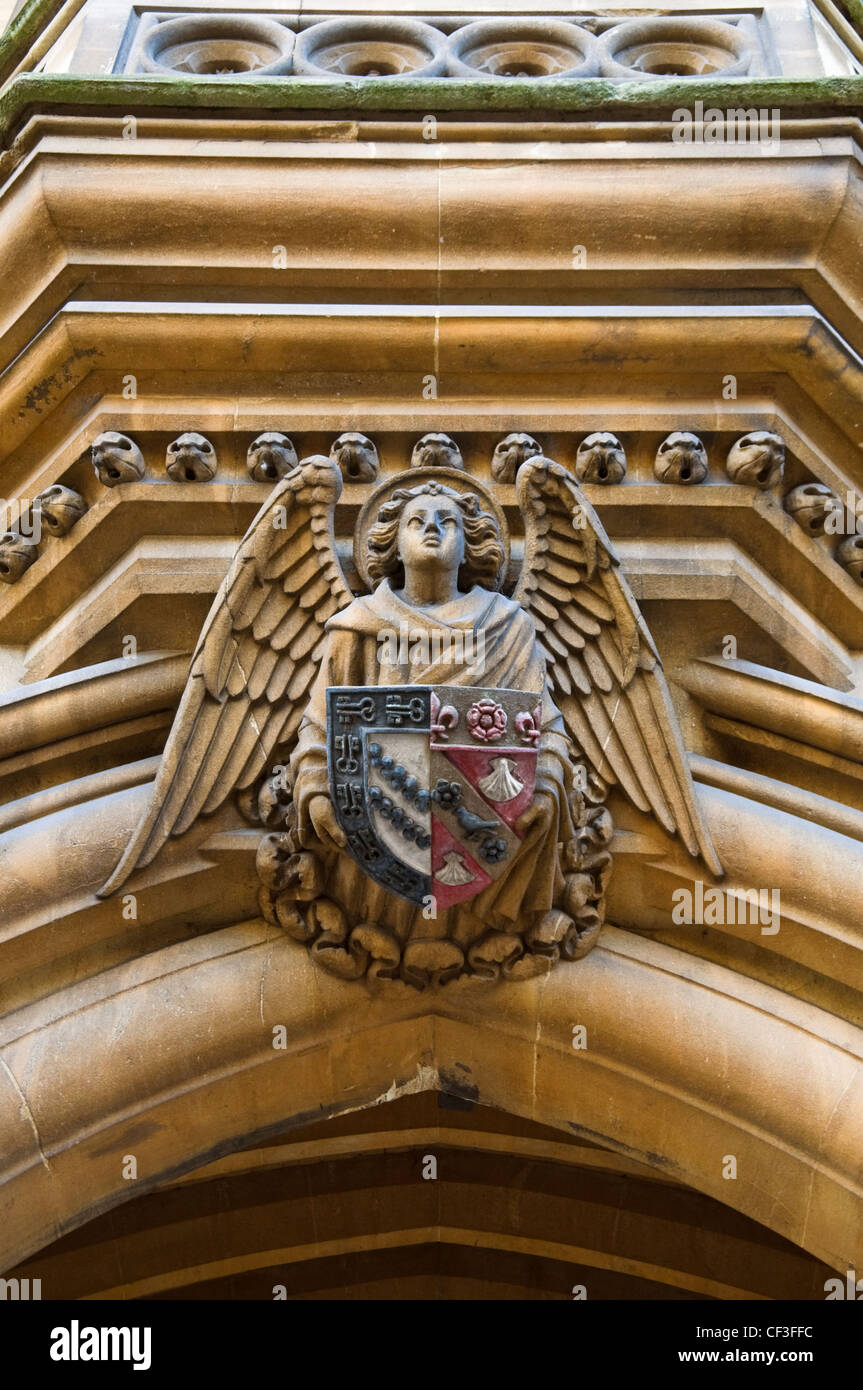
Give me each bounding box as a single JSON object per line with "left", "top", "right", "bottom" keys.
{"left": 100, "top": 453, "right": 721, "bottom": 987}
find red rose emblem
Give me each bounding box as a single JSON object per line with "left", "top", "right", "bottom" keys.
{"left": 467, "top": 699, "right": 507, "bottom": 743}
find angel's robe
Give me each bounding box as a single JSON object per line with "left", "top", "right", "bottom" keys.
{"left": 290, "top": 578, "right": 578, "bottom": 943}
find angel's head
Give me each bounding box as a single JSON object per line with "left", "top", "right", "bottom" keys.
{"left": 366, "top": 482, "right": 504, "bottom": 592}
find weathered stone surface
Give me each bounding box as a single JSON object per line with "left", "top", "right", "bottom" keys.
{"left": 654, "top": 431, "right": 709, "bottom": 485}
{"left": 165, "top": 431, "right": 218, "bottom": 482}
{"left": 246, "top": 431, "right": 297, "bottom": 483}
{"left": 330, "top": 430, "right": 379, "bottom": 483}
{"left": 575, "top": 431, "right": 627, "bottom": 485}
{"left": 726, "top": 430, "right": 785, "bottom": 489}
{"left": 92, "top": 431, "right": 145, "bottom": 486}
{"left": 0, "top": 2, "right": 862, "bottom": 1302}
{"left": 35, "top": 483, "right": 86, "bottom": 535}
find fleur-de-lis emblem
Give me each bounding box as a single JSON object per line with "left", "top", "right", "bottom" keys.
{"left": 430, "top": 691, "right": 459, "bottom": 741}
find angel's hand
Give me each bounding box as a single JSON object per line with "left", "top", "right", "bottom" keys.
{"left": 515, "top": 791, "right": 556, "bottom": 839}
{"left": 307, "top": 795, "right": 347, "bottom": 853}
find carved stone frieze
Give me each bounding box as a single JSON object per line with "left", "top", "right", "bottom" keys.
{"left": 121, "top": 13, "right": 775, "bottom": 82}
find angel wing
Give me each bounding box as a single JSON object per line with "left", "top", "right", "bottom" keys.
{"left": 98, "top": 454, "right": 353, "bottom": 896}
{"left": 515, "top": 456, "right": 722, "bottom": 877}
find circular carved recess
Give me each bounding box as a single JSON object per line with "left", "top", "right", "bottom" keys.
{"left": 446, "top": 20, "right": 598, "bottom": 80}
{"left": 598, "top": 18, "right": 752, "bottom": 79}
{"left": 293, "top": 18, "right": 446, "bottom": 79}
{"left": 140, "top": 15, "right": 295, "bottom": 77}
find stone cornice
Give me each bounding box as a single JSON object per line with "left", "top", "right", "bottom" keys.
{"left": 2, "top": 75, "right": 863, "bottom": 151}
{"left": 3, "top": 308, "right": 861, "bottom": 464}
{"left": 1, "top": 128, "right": 861, "bottom": 364}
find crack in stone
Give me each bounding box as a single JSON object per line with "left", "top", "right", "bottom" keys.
{"left": 0, "top": 1054, "right": 52, "bottom": 1175}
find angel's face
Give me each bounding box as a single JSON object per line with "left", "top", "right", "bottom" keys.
{"left": 397, "top": 496, "right": 465, "bottom": 577}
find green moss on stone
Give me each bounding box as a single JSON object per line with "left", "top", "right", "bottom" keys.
{"left": 0, "top": 0, "right": 68, "bottom": 86}
{"left": 1, "top": 71, "right": 862, "bottom": 147}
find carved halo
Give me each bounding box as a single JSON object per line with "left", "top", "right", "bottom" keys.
{"left": 353, "top": 466, "right": 510, "bottom": 593}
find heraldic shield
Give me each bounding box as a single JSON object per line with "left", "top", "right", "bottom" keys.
{"left": 326, "top": 685, "right": 542, "bottom": 907}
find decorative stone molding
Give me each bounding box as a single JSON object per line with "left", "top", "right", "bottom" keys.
{"left": 785, "top": 482, "right": 841, "bottom": 534}
{"left": 91, "top": 432, "right": 145, "bottom": 487}
{"left": 597, "top": 17, "right": 753, "bottom": 79}
{"left": 246, "top": 432, "right": 297, "bottom": 484}
{"left": 165, "top": 432, "right": 217, "bottom": 483}
{"left": 35, "top": 484, "right": 87, "bottom": 536}
{"left": 836, "top": 535, "right": 863, "bottom": 585}
{"left": 293, "top": 17, "right": 447, "bottom": 79}
{"left": 410, "top": 432, "right": 464, "bottom": 470}
{"left": 330, "top": 431, "right": 379, "bottom": 484}
{"left": 490, "top": 432, "right": 541, "bottom": 484}
{"left": 575, "top": 432, "right": 627, "bottom": 486}
{"left": 0, "top": 531, "right": 38, "bottom": 584}
{"left": 654, "top": 431, "right": 709, "bottom": 485}
{"left": 446, "top": 20, "right": 598, "bottom": 80}
{"left": 140, "top": 14, "right": 294, "bottom": 77}
{"left": 79, "top": 426, "right": 842, "bottom": 516}
{"left": 726, "top": 431, "right": 785, "bottom": 489}
{"left": 120, "top": 12, "right": 773, "bottom": 83}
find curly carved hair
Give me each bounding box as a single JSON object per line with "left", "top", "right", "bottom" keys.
{"left": 366, "top": 482, "right": 504, "bottom": 591}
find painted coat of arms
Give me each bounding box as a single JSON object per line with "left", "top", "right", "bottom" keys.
{"left": 328, "top": 685, "right": 541, "bottom": 909}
